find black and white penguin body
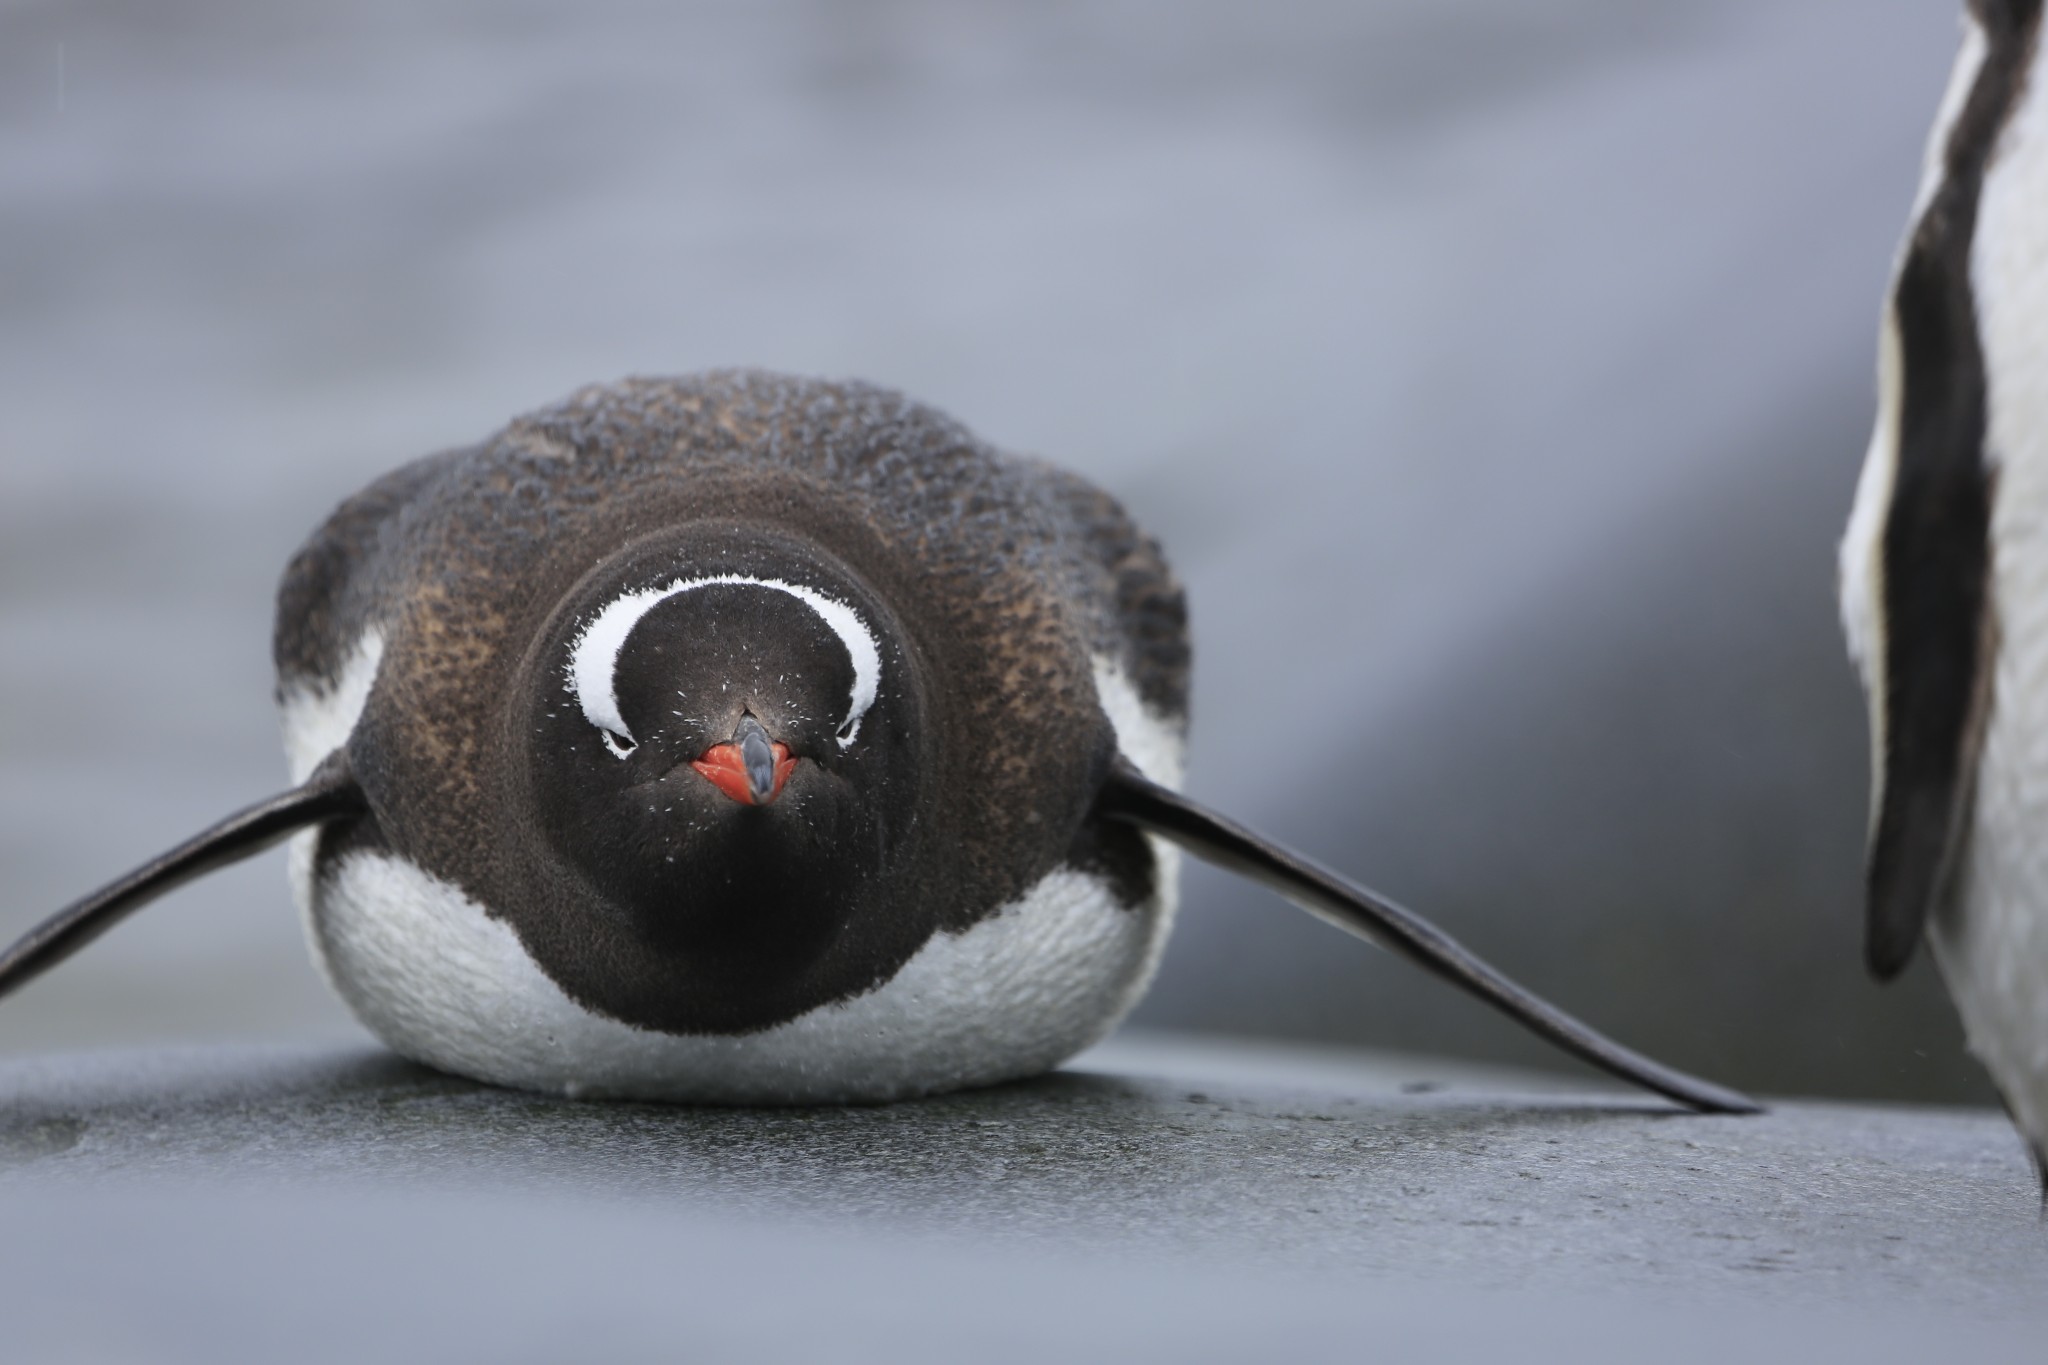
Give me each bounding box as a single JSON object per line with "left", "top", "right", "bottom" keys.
{"left": 275, "top": 371, "right": 1187, "bottom": 1102}
{"left": 4, "top": 371, "right": 1756, "bottom": 1115}
{"left": 1840, "top": 0, "right": 2048, "bottom": 1174}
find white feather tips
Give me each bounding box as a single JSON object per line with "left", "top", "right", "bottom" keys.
{"left": 566, "top": 574, "right": 882, "bottom": 753}
{"left": 279, "top": 626, "right": 386, "bottom": 785}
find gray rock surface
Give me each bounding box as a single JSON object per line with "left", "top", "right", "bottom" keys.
{"left": 1, "top": 1035, "right": 2041, "bottom": 1363}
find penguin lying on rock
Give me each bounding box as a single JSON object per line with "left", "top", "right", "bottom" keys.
{"left": 1841, "top": 0, "right": 2048, "bottom": 1183}
{"left": 4, "top": 370, "right": 1754, "bottom": 1113}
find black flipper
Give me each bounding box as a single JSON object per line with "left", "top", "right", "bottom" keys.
{"left": 1095, "top": 761, "right": 1761, "bottom": 1115}
{"left": 0, "top": 753, "right": 367, "bottom": 1004}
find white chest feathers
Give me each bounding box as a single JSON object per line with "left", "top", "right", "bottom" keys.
{"left": 1939, "top": 49, "right": 2048, "bottom": 1149}
{"left": 278, "top": 639, "right": 1184, "bottom": 1103}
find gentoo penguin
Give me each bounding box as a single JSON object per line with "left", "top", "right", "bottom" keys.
{"left": 1840, "top": 0, "right": 2048, "bottom": 1182}
{"left": 4, "top": 370, "right": 1753, "bottom": 1112}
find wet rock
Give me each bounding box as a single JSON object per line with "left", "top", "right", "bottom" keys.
{"left": 0, "top": 1036, "right": 2041, "bottom": 1363}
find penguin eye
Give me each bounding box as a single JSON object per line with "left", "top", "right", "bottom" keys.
{"left": 600, "top": 730, "right": 637, "bottom": 759}
{"left": 835, "top": 716, "right": 860, "bottom": 748}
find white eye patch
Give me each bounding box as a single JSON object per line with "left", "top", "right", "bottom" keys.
{"left": 566, "top": 574, "right": 881, "bottom": 756}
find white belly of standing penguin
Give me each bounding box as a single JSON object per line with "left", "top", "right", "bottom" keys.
{"left": 1929, "top": 57, "right": 2048, "bottom": 1151}
{"left": 1938, "top": 365, "right": 2048, "bottom": 1151}
{"left": 279, "top": 634, "right": 1184, "bottom": 1103}
{"left": 1945, "top": 685, "right": 2048, "bottom": 1148}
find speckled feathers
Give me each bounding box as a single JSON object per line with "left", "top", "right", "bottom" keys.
{"left": 274, "top": 371, "right": 1189, "bottom": 1042}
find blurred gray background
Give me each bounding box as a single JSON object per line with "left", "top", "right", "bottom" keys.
{"left": 0, "top": 0, "right": 1983, "bottom": 1103}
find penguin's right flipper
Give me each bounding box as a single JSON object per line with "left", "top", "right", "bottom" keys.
{"left": 1095, "top": 760, "right": 1761, "bottom": 1116}
{"left": 1853, "top": 248, "right": 2001, "bottom": 980}
{"left": 0, "top": 753, "right": 367, "bottom": 1004}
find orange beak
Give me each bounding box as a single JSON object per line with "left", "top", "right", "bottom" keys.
{"left": 691, "top": 731, "right": 796, "bottom": 806}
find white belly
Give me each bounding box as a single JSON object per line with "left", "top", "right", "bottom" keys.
{"left": 1942, "top": 422, "right": 2048, "bottom": 1150}
{"left": 290, "top": 837, "right": 1178, "bottom": 1104}
{"left": 280, "top": 641, "right": 1186, "bottom": 1102}
{"left": 1940, "top": 543, "right": 2048, "bottom": 1147}
{"left": 1941, "top": 829, "right": 2048, "bottom": 1151}
{"left": 1941, "top": 29, "right": 2048, "bottom": 1154}
{"left": 1933, "top": 27, "right": 2048, "bottom": 1157}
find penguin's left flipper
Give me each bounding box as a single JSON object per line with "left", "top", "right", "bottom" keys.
{"left": 1095, "top": 760, "right": 1762, "bottom": 1116}
{"left": 0, "top": 752, "right": 367, "bottom": 1004}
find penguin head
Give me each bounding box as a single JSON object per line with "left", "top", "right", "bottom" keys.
{"left": 519, "top": 525, "right": 925, "bottom": 985}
